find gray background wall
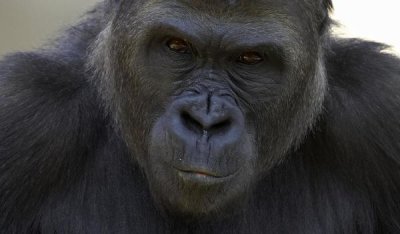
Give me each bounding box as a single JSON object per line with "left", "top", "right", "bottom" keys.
{"left": 0, "top": 0, "right": 399, "bottom": 57}
{"left": 0, "top": 0, "right": 98, "bottom": 56}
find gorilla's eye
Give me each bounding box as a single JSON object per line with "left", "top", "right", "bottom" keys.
{"left": 166, "top": 38, "right": 192, "bottom": 54}
{"left": 238, "top": 51, "right": 264, "bottom": 65}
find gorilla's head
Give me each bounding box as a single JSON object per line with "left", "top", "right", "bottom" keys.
{"left": 90, "top": 0, "right": 331, "bottom": 218}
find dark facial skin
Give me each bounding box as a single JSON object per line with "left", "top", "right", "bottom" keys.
{"left": 94, "top": 0, "right": 328, "bottom": 218}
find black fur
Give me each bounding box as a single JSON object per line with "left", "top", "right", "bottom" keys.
{"left": 0, "top": 1, "right": 399, "bottom": 233}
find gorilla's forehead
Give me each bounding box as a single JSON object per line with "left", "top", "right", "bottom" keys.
{"left": 144, "top": 0, "right": 305, "bottom": 16}
{"left": 125, "top": 0, "right": 310, "bottom": 46}
{"left": 134, "top": 0, "right": 313, "bottom": 31}
{"left": 171, "top": 0, "right": 304, "bottom": 10}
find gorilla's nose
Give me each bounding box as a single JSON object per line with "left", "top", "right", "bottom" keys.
{"left": 169, "top": 93, "right": 244, "bottom": 143}
{"left": 180, "top": 102, "right": 232, "bottom": 136}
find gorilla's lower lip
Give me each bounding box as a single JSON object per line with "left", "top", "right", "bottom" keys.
{"left": 175, "top": 167, "right": 222, "bottom": 178}
{"left": 174, "top": 168, "right": 238, "bottom": 185}
{"left": 177, "top": 171, "right": 230, "bottom": 184}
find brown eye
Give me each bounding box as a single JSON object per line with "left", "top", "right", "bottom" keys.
{"left": 166, "top": 38, "right": 192, "bottom": 54}
{"left": 238, "top": 51, "right": 264, "bottom": 65}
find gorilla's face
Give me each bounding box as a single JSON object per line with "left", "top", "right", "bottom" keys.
{"left": 102, "top": 0, "right": 327, "bottom": 218}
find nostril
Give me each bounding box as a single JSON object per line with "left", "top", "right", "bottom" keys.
{"left": 209, "top": 119, "right": 232, "bottom": 136}
{"left": 180, "top": 110, "right": 233, "bottom": 136}
{"left": 180, "top": 111, "right": 204, "bottom": 135}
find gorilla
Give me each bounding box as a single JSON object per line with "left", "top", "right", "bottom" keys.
{"left": 1, "top": 0, "right": 399, "bottom": 233}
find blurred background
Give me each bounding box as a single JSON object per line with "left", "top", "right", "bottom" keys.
{"left": 0, "top": 0, "right": 399, "bottom": 57}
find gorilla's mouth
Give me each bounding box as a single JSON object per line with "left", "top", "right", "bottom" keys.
{"left": 173, "top": 166, "right": 239, "bottom": 185}
{"left": 175, "top": 166, "right": 224, "bottom": 177}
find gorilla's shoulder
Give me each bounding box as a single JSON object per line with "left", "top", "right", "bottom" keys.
{"left": 326, "top": 38, "right": 400, "bottom": 90}
{"left": 325, "top": 38, "right": 400, "bottom": 114}
{"left": 321, "top": 38, "right": 400, "bottom": 163}
{"left": 0, "top": 52, "right": 104, "bottom": 155}
{"left": 0, "top": 52, "right": 87, "bottom": 97}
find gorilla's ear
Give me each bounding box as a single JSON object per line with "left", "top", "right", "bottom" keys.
{"left": 322, "top": 0, "right": 333, "bottom": 10}
{"left": 107, "top": 0, "right": 122, "bottom": 9}
{"left": 104, "top": 0, "right": 124, "bottom": 16}
{"left": 318, "top": 0, "right": 333, "bottom": 34}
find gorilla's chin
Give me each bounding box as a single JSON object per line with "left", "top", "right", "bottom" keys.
{"left": 146, "top": 160, "right": 250, "bottom": 219}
